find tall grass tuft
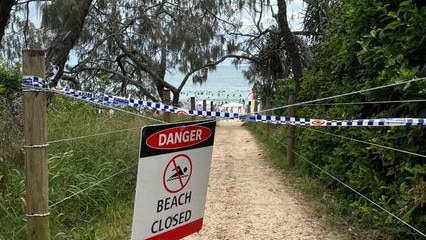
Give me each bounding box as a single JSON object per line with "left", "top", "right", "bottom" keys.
{"left": 0, "top": 97, "right": 26, "bottom": 239}
{"left": 1, "top": 94, "right": 159, "bottom": 239}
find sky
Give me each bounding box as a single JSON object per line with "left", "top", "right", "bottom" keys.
{"left": 240, "top": 1, "right": 305, "bottom": 31}
{"left": 28, "top": 0, "right": 305, "bottom": 32}
{"left": 286, "top": 0, "right": 306, "bottom": 30}
{"left": 25, "top": 0, "right": 305, "bottom": 67}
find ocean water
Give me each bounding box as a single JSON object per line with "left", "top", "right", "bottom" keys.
{"left": 165, "top": 65, "right": 253, "bottom": 106}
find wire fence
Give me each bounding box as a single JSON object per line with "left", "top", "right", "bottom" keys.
{"left": 18, "top": 74, "right": 426, "bottom": 237}
{"left": 269, "top": 134, "right": 426, "bottom": 238}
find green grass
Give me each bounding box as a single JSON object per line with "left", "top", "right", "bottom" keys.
{"left": 0, "top": 92, "right": 210, "bottom": 239}
{"left": 47, "top": 96, "right": 152, "bottom": 239}
{"left": 0, "top": 95, "right": 159, "bottom": 239}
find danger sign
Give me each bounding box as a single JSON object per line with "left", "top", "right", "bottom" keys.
{"left": 131, "top": 120, "right": 216, "bottom": 240}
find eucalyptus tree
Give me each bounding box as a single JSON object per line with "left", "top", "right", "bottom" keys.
{"left": 240, "top": 0, "right": 307, "bottom": 166}
{"left": 274, "top": 0, "right": 303, "bottom": 166}
{"left": 1, "top": 0, "right": 45, "bottom": 61}
{"left": 2, "top": 0, "right": 299, "bottom": 107}
{"left": 42, "top": 0, "right": 94, "bottom": 86}
{"left": 60, "top": 0, "right": 254, "bottom": 104}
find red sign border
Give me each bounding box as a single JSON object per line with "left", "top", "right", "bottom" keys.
{"left": 146, "top": 218, "right": 203, "bottom": 240}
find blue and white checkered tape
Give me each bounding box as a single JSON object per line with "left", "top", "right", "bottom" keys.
{"left": 22, "top": 76, "right": 425, "bottom": 127}
{"left": 23, "top": 76, "right": 48, "bottom": 89}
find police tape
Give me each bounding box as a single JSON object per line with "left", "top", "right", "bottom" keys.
{"left": 22, "top": 76, "right": 425, "bottom": 127}
{"left": 238, "top": 115, "right": 424, "bottom": 126}
{"left": 22, "top": 75, "right": 240, "bottom": 119}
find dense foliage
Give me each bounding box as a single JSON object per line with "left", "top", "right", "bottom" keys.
{"left": 253, "top": 0, "right": 426, "bottom": 238}
{"left": 0, "top": 63, "right": 21, "bottom": 99}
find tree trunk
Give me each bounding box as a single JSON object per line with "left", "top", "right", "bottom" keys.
{"left": 276, "top": 0, "right": 303, "bottom": 167}
{"left": 0, "top": 0, "right": 15, "bottom": 48}
{"left": 45, "top": 0, "right": 93, "bottom": 86}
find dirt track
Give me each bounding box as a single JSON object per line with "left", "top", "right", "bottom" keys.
{"left": 184, "top": 120, "right": 343, "bottom": 240}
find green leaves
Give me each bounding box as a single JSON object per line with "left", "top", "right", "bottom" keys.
{"left": 357, "top": 0, "right": 426, "bottom": 82}
{"left": 281, "top": 0, "right": 426, "bottom": 237}
{"left": 0, "top": 62, "right": 21, "bottom": 99}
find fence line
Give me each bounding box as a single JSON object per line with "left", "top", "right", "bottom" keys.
{"left": 93, "top": 101, "right": 165, "bottom": 123}
{"left": 22, "top": 75, "right": 426, "bottom": 127}
{"left": 41, "top": 92, "right": 425, "bottom": 237}
{"left": 12, "top": 163, "right": 139, "bottom": 238}
{"left": 255, "top": 76, "right": 426, "bottom": 115}
{"left": 49, "top": 163, "right": 138, "bottom": 208}
{"left": 300, "top": 127, "right": 426, "bottom": 159}
{"left": 269, "top": 135, "right": 426, "bottom": 238}
{"left": 48, "top": 127, "right": 140, "bottom": 144}
{"left": 46, "top": 118, "right": 218, "bottom": 209}
{"left": 300, "top": 99, "right": 426, "bottom": 106}
{"left": 19, "top": 69, "right": 426, "bottom": 238}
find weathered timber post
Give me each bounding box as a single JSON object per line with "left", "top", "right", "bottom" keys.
{"left": 202, "top": 100, "right": 207, "bottom": 119}
{"left": 190, "top": 97, "right": 195, "bottom": 121}
{"left": 265, "top": 97, "right": 271, "bottom": 136}
{"left": 22, "top": 49, "right": 50, "bottom": 240}
{"left": 276, "top": 0, "right": 302, "bottom": 168}
{"left": 202, "top": 100, "right": 206, "bottom": 111}
{"left": 163, "top": 88, "right": 171, "bottom": 123}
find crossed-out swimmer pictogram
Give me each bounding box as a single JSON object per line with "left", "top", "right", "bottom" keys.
{"left": 162, "top": 154, "right": 193, "bottom": 193}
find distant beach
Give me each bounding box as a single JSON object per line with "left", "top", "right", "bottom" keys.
{"left": 166, "top": 65, "right": 253, "bottom": 107}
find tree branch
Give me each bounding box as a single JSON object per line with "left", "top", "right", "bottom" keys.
{"left": 177, "top": 54, "right": 258, "bottom": 93}
{"left": 76, "top": 66, "right": 159, "bottom": 101}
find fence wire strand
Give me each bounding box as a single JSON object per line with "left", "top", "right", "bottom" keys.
{"left": 301, "top": 99, "right": 426, "bottom": 106}
{"left": 299, "top": 127, "right": 426, "bottom": 159}
{"left": 256, "top": 76, "right": 426, "bottom": 115}
{"left": 47, "top": 119, "right": 218, "bottom": 209}
{"left": 49, "top": 163, "right": 137, "bottom": 208}
{"left": 48, "top": 127, "right": 141, "bottom": 144}
{"left": 19, "top": 74, "right": 426, "bottom": 237}
{"left": 269, "top": 135, "right": 426, "bottom": 238}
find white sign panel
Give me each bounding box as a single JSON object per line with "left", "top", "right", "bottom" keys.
{"left": 131, "top": 120, "right": 216, "bottom": 240}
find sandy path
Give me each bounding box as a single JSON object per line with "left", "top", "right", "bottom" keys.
{"left": 184, "top": 120, "right": 342, "bottom": 240}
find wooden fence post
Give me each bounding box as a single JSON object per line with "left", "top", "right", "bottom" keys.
{"left": 202, "top": 100, "right": 206, "bottom": 119}
{"left": 22, "top": 49, "right": 50, "bottom": 240}
{"left": 265, "top": 97, "right": 271, "bottom": 136}
{"left": 202, "top": 100, "right": 206, "bottom": 111}
{"left": 163, "top": 88, "right": 171, "bottom": 123}
{"left": 190, "top": 97, "right": 195, "bottom": 121}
